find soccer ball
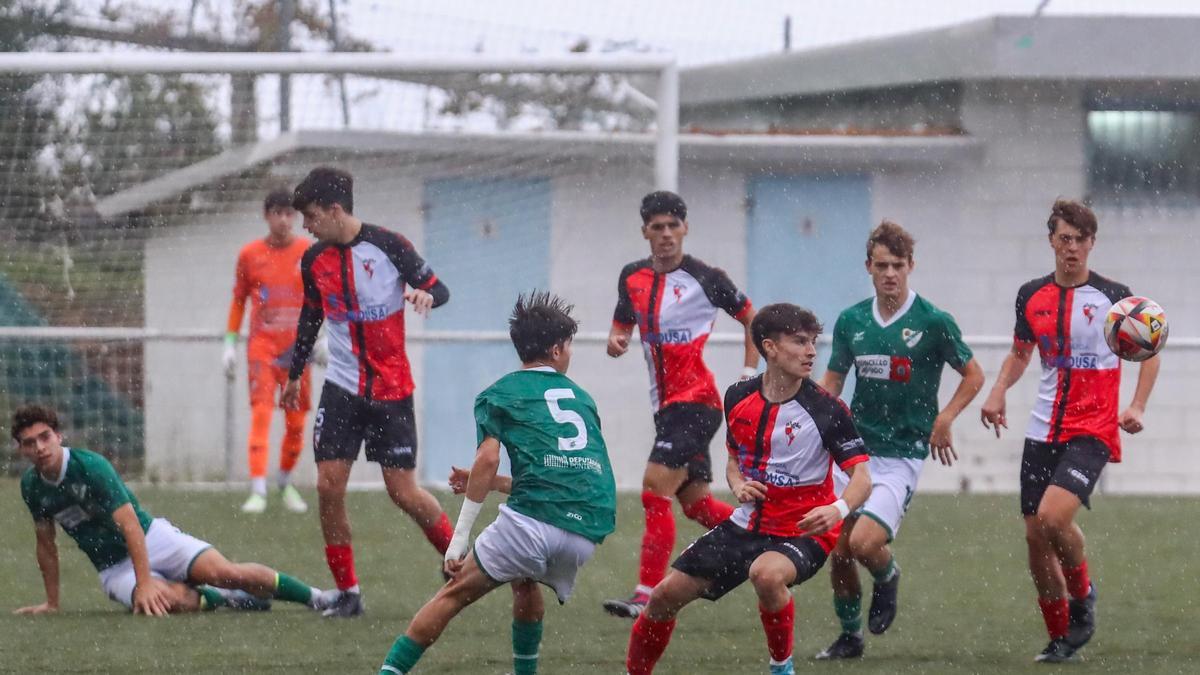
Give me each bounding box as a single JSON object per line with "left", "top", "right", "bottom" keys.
{"left": 1104, "top": 297, "right": 1168, "bottom": 362}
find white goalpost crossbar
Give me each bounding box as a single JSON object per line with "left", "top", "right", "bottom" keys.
{"left": 0, "top": 51, "right": 680, "bottom": 191}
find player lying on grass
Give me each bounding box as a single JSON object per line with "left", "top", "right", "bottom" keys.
{"left": 625, "top": 303, "right": 872, "bottom": 675}
{"left": 379, "top": 292, "right": 617, "bottom": 675}
{"left": 11, "top": 404, "right": 339, "bottom": 617}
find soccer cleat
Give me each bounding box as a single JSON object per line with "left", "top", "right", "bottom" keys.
{"left": 1034, "top": 638, "right": 1077, "bottom": 663}
{"left": 309, "top": 588, "right": 342, "bottom": 612}
{"left": 769, "top": 656, "right": 796, "bottom": 675}
{"left": 814, "top": 632, "right": 865, "bottom": 660}
{"left": 602, "top": 591, "right": 649, "bottom": 620}
{"left": 280, "top": 484, "right": 308, "bottom": 513}
{"left": 240, "top": 492, "right": 267, "bottom": 514}
{"left": 321, "top": 590, "right": 364, "bottom": 618}
{"left": 1066, "top": 584, "right": 1097, "bottom": 649}
{"left": 868, "top": 566, "right": 900, "bottom": 635}
{"left": 219, "top": 588, "right": 272, "bottom": 611}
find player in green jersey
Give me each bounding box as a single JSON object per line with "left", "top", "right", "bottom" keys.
{"left": 380, "top": 292, "right": 616, "bottom": 675}
{"left": 11, "top": 404, "right": 340, "bottom": 617}
{"left": 814, "top": 221, "right": 985, "bottom": 659}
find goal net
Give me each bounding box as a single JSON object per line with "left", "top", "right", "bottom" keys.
{"left": 0, "top": 52, "right": 678, "bottom": 485}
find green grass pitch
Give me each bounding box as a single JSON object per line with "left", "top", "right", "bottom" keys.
{"left": 0, "top": 486, "right": 1197, "bottom": 673}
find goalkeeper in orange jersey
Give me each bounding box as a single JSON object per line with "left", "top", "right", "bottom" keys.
{"left": 224, "top": 189, "right": 315, "bottom": 514}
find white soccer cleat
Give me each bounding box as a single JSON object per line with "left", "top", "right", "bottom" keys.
{"left": 280, "top": 484, "right": 308, "bottom": 513}
{"left": 240, "top": 492, "right": 267, "bottom": 514}
{"left": 309, "top": 588, "right": 342, "bottom": 612}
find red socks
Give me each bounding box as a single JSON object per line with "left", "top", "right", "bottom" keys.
{"left": 1062, "top": 559, "right": 1091, "bottom": 600}
{"left": 1038, "top": 597, "right": 1070, "bottom": 639}
{"left": 423, "top": 512, "right": 454, "bottom": 554}
{"left": 682, "top": 494, "right": 734, "bottom": 530}
{"left": 639, "top": 492, "right": 676, "bottom": 588}
{"left": 325, "top": 544, "right": 358, "bottom": 591}
{"left": 759, "top": 597, "right": 795, "bottom": 663}
{"left": 627, "top": 615, "right": 676, "bottom": 675}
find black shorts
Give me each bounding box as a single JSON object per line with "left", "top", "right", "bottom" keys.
{"left": 671, "top": 521, "right": 828, "bottom": 601}
{"left": 313, "top": 384, "right": 418, "bottom": 469}
{"left": 1020, "top": 436, "right": 1110, "bottom": 515}
{"left": 649, "top": 403, "right": 723, "bottom": 484}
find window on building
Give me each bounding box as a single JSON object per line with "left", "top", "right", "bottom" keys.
{"left": 1087, "top": 109, "right": 1200, "bottom": 205}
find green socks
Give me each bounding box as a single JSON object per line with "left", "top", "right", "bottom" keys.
{"left": 273, "top": 572, "right": 315, "bottom": 605}
{"left": 834, "top": 594, "right": 863, "bottom": 634}
{"left": 197, "top": 585, "right": 226, "bottom": 611}
{"left": 381, "top": 635, "right": 425, "bottom": 674}
{"left": 512, "top": 619, "right": 543, "bottom": 675}
{"left": 871, "top": 556, "right": 897, "bottom": 584}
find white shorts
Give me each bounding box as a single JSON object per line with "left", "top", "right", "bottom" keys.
{"left": 97, "top": 518, "right": 212, "bottom": 608}
{"left": 472, "top": 504, "right": 596, "bottom": 604}
{"left": 833, "top": 456, "right": 923, "bottom": 542}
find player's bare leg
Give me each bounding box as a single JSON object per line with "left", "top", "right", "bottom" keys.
{"left": 316, "top": 459, "right": 364, "bottom": 617}
{"left": 626, "top": 570, "right": 709, "bottom": 675}
{"left": 602, "top": 462, "right": 687, "bottom": 619}
{"left": 511, "top": 580, "right": 544, "bottom": 675}
{"left": 1025, "top": 512, "right": 1077, "bottom": 662}
{"left": 1031, "top": 486, "right": 1095, "bottom": 658}
{"left": 381, "top": 467, "right": 453, "bottom": 555}
{"left": 188, "top": 548, "right": 337, "bottom": 613}
{"left": 381, "top": 554, "right": 502, "bottom": 673}
{"left": 818, "top": 519, "right": 866, "bottom": 660}
{"left": 749, "top": 552, "right": 799, "bottom": 674}
{"left": 847, "top": 517, "right": 900, "bottom": 634}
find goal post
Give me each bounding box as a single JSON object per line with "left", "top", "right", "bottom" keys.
{"left": 0, "top": 50, "right": 679, "bottom": 485}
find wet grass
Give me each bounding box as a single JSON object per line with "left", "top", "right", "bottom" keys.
{"left": 0, "top": 487, "right": 1196, "bottom": 673}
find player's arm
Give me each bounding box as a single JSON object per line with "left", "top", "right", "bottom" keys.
{"left": 819, "top": 370, "right": 847, "bottom": 398}
{"left": 820, "top": 313, "right": 853, "bottom": 397}
{"left": 111, "top": 504, "right": 172, "bottom": 617}
{"left": 736, "top": 306, "right": 759, "bottom": 378}
{"left": 223, "top": 251, "right": 250, "bottom": 377}
{"left": 607, "top": 321, "right": 633, "bottom": 358}
{"left": 443, "top": 437, "right": 502, "bottom": 576}
{"left": 608, "top": 268, "right": 637, "bottom": 358}
{"left": 1119, "top": 353, "right": 1160, "bottom": 434}
{"left": 929, "top": 358, "right": 985, "bottom": 466}
{"left": 725, "top": 455, "right": 767, "bottom": 503}
{"left": 15, "top": 519, "right": 60, "bottom": 615}
{"left": 283, "top": 253, "right": 324, "bottom": 409}
{"left": 980, "top": 341, "right": 1034, "bottom": 438}
{"left": 448, "top": 464, "right": 511, "bottom": 495}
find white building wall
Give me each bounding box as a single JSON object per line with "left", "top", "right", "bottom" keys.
{"left": 143, "top": 122, "right": 1199, "bottom": 494}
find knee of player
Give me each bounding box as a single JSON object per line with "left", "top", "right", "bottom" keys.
{"left": 748, "top": 561, "right": 791, "bottom": 592}
{"left": 644, "top": 586, "right": 684, "bottom": 621}
{"left": 1033, "top": 507, "right": 1072, "bottom": 535}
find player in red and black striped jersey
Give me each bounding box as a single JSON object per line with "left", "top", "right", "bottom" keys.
{"left": 602, "top": 191, "right": 759, "bottom": 620}
{"left": 981, "top": 200, "right": 1160, "bottom": 663}
{"left": 626, "top": 304, "right": 870, "bottom": 675}
{"left": 281, "top": 167, "right": 455, "bottom": 618}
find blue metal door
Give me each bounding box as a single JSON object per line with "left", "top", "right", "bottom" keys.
{"left": 421, "top": 177, "right": 551, "bottom": 483}
{"left": 746, "top": 174, "right": 872, "bottom": 384}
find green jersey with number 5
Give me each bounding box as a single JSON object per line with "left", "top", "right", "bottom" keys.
{"left": 474, "top": 367, "right": 616, "bottom": 543}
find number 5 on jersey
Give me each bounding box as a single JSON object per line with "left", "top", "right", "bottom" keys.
{"left": 545, "top": 389, "right": 587, "bottom": 451}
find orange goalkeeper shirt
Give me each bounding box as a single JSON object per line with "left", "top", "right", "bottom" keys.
{"left": 226, "top": 237, "right": 312, "bottom": 364}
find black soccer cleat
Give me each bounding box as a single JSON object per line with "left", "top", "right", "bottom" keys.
{"left": 602, "top": 592, "right": 648, "bottom": 620}
{"left": 1066, "top": 584, "right": 1097, "bottom": 649}
{"left": 868, "top": 566, "right": 900, "bottom": 635}
{"left": 1034, "top": 637, "right": 1077, "bottom": 663}
{"left": 814, "top": 632, "right": 865, "bottom": 660}
{"left": 321, "top": 590, "right": 364, "bottom": 618}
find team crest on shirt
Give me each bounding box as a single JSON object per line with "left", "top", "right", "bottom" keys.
{"left": 1081, "top": 303, "right": 1099, "bottom": 324}
{"left": 361, "top": 258, "right": 377, "bottom": 279}
{"left": 672, "top": 284, "right": 684, "bottom": 303}
{"left": 784, "top": 418, "right": 804, "bottom": 445}
{"left": 901, "top": 328, "right": 924, "bottom": 348}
